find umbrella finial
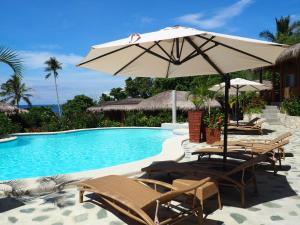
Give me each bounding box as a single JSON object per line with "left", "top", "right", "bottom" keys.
{"left": 129, "top": 33, "right": 141, "bottom": 43}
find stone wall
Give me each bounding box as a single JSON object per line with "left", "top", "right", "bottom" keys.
{"left": 278, "top": 113, "right": 300, "bottom": 129}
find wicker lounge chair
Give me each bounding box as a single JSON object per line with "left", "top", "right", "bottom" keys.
{"left": 192, "top": 139, "right": 289, "bottom": 173}
{"left": 77, "top": 175, "right": 212, "bottom": 225}
{"left": 142, "top": 155, "right": 269, "bottom": 207}
{"left": 227, "top": 120, "right": 265, "bottom": 134}
{"left": 229, "top": 117, "right": 260, "bottom": 126}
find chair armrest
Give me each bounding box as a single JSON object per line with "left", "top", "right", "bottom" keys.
{"left": 135, "top": 178, "right": 176, "bottom": 190}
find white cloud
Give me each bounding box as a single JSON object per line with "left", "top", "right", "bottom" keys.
{"left": 18, "top": 50, "right": 83, "bottom": 70}
{"left": 141, "top": 16, "right": 155, "bottom": 24}
{"left": 176, "top": 0, "right": 253, "bottom": 29}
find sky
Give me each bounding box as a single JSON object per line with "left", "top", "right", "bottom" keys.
{"left": 0, "top": 0, "right": 300, "bottom": 104}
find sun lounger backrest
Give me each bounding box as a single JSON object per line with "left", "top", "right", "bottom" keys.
{"left": 253, "top": 120, "right": 264, "bottom": 128}
{"left": 246, "top": 117, "right": 260, "bottom": 126}
{"left": 269, "top": 132, "right": 292, "bottom": 144}
{"left": 259, "top": 139, "right": 289, "bottom": 154}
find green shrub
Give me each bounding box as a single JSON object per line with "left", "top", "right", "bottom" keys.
{"left": 98, "top": 119, "right": 122, "bottom": 127}
{"left": 203, "top": 108, "right": 224, "bottom": 129}
{"left": 0, "top": 113, "right": 21, "bottom": 136}
{"left": 282, "top": 97, "right": 300, "bottom": 116}
{"left": 19, "top": 107, "right": 59, "bottom": 131}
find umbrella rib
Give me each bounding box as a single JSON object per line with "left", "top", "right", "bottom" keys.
{"left": 77, "top": 45, "right": 133, "bottom": 66}
{"left": 184, "top": 37, "right": 225, "bottom": 75}
{"left": 135, "top": 44, "right": 174, "bottom": 63}
{"left": 113, "top": 42, "right": 158, "bottom": 75}
{"left": 154, "top": 41, "right": 175, "bottom": 61}
{"left": 196, "top": 35, "right": 274, "bottom": 65}
{"left": 166, "top": 39, "right": 176, "bottom": 78}
{"left": 180, "top": 36, "right": 216, "bottom": 64}
{"left": 178, "top": 38, "right": 185, "bottom": 60}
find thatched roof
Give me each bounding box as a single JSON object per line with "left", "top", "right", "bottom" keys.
{"left": 88, "top": 91, "right": 221, "bottom": 112}
{"left": 136, "top": 90, "right": 220, "bottom": 111}
{"left": 0, "top": 102, "right": 21, "bottom": 114}
{"left": 276, "top": 43, "right": 300, "bottom": 64}
{"left": 87, "top": 98, "right": 142, "bottom": 112}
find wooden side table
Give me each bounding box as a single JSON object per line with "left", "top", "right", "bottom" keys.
{"left": 172, "top": 176, "right": 222, "bottom": 210}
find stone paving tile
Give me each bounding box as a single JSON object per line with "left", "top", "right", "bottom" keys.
{"left": 0, "top": 124, "right": 299, "bottom": 225}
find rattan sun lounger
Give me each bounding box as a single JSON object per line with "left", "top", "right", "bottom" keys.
{"left": 142, "top": 155, "right": 268, "bottom": 207}
{"left": 77, "top": 175, "right": 212, "bottom": 225}
{"left": 227, "top": 120, "right": 265, "bottom": 134}
{"left": 228, "top": 117, "right": 260, "bottom": 126}
{"left": 192, "top": 139, "right": 289, "bottom": 173}
{"left": 210, "top": 132, "right": 292, "bottom": 160}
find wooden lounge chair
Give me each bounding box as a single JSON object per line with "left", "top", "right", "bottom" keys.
{"left": 229, "top": 117, "right": 260, "bottom": 126}
{"left": 192, "top": 139, "right": 289, "bottom": 173}
{"left": 209, "top": 132, "right": 292, "bottom": 161}
{"left": 77, "top": 175, "right": 212, "bottom": 225}
{"left": 142, "top": 155, "right": 269, "bottom": 207}
{"left": 227, "top": 120, "right": 265, "bottom": 134}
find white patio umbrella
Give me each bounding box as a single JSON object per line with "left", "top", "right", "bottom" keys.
{"left": 78, "top": 26, "right": 286, "bottom": 161}
{"left": 209, "top": 78, "right": 271, "bottom": 125}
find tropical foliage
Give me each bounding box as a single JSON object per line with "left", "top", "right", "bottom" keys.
{"left": 0, "top": 74, "right": 32, "bottom": 107}
{"left": 44, "top": 57, "right": 63, "bottom": 117}
{"left": 203, "top": 108, "right": 224, "bottom": 129}
{"left": 281, "top": 97, "right": 300, "bottom": 116}
{"left": 259, "top": 15, "right": 300, "bottom": 44}
{"left": 0, "top": 47, "right": 22, "bottom": 77}
{"left": 0, "top": 112, "right": 20, "bottom": 136}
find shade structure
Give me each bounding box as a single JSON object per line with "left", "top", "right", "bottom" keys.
{"left": 136, "top": 90, "right": 220, "bottom": 111}
{"left": 210, "top": 78, "right": 271, "bottom": 125}
{"left": 78, "top": 26, "right": 287, "bottom": 162}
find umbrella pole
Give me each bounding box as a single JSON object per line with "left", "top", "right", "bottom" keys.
{"left": 236, "top": 86, "right": 239, "bottom": 126}
{"left": 223, "top": 74, "right": 230, "bottom": 163}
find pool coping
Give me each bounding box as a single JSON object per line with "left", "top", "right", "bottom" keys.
{"left": 1, "top": 127, "right": 188, "bottom": 192}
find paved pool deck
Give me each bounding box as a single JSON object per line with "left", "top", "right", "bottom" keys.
{"left": 0, "top": 124, "right": 299, "bottom": 225}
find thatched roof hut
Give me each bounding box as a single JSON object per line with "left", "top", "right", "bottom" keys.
{"left": 0, "top": 102, "right": 25, "bottom": 115}
{"left": 87, "top": 98, "right": 142, "bottom": 112}
{"left": 136, "top": 90, "right": 220, "bottom": 111}
{"left": 276, "top": 43, "right": 300, "bottom": 64}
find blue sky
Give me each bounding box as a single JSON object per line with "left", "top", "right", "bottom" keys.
{"left": 1, "top": 0, "right": 299, "bottom": 104}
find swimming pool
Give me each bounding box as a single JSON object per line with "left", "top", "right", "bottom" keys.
{"left": 0, "top": 128, "right": 173, "bottom": 180}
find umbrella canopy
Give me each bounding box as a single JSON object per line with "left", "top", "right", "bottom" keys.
{"left": 209, "top": 78, "right": 271, "bottom": 93}
{"left": 78, "top": 26, "right": 285, "bottom": 77}
{"left": 78, "top": 26, "right": 286, "bottom": 162}
{"left": 209, "top": 78, "right": 270, "bottom": 125}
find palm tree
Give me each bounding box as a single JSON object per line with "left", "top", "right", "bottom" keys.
{"left": 259, "top": 16, "right": 300, "bottom": 44}
{"left": 44, "top": 57, "right": 62, "bottom": 117}
{"left": 0, "top": 47, "right": 22, "bottom": 77}
{"left": 0, "top": 74, "right": 32, "bottom": 107}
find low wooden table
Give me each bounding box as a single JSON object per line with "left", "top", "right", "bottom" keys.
{"left": 172, "top": 176, "right": 222, "bottom": 210}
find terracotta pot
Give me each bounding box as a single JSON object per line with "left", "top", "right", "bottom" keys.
{"left": 205, "top": 128, "right": 221, "bottom": 144}
{"left": 188, "top": 111, "right": 203, "bottom": 143}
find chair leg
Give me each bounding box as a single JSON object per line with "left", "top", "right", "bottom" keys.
{"left": 253, "top": 176, "right": 258, "bottom": 194}
{"left": 79, "top": 190, "right": 84, "bottom": 203}
{"left": 217, "top": 191, "right": 222, "bottom": 209}
{"left": 196, "top": 206, "right": 204, "bottom": 225}
{"left": 240, "top": 189, "right": 245, "bottom": 208}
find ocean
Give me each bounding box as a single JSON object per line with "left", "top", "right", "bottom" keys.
{"left": 19, "top": 105, "right": 60, "bottom": 114}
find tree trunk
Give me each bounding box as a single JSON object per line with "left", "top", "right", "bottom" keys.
{"left": 54, "top": 76, "right": 62, "bottom": 117}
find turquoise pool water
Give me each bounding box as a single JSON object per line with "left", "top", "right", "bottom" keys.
{"left": 0, "top": 128, "right": 173, "bottom": 180}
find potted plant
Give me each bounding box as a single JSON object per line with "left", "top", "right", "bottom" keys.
{"left": 203, "top": 108, "right": 224, "bottom": 144}
{"left": 188, "top": 84, "right": 214, "bottom": 143}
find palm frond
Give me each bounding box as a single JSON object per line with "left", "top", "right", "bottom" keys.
{"left": 45, "top": 73, "right": 52, "bottom": 79}
{"left": 259, "top": 30, "right": 275, "bottom": 42}
{"left": 0, "top": 47, "right": 23, "bottom": 77}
